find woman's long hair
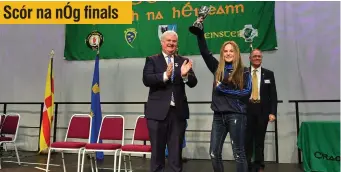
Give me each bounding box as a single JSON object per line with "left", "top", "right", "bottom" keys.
{"left": 215, "top": 41, "right": 245, "bottom": 90}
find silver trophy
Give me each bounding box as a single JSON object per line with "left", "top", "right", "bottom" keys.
{"left": 189, "top": 6, "right": 211, "bottom": 35}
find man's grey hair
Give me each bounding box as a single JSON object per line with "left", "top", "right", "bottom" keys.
{"left": 160, "top": 30, "right": 178, "bottom": 41}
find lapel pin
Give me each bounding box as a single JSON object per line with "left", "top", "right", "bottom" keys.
{"left": 175, "top": 63, "right": 178, "bottom": 67}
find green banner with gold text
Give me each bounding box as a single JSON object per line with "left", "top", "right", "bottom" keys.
{"left": 64, "top": 1, "right": 277, "bottom": 60}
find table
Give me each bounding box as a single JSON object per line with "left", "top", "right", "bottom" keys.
{"left": 297, "top": 121, "right": 340, "bottom": 172}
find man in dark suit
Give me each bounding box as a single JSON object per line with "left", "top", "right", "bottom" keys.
{"left": 245, "top": 49, "right": 278, "bottom": 172}
{"left": 142, "top": 30, "right": 197, "bottom": 172}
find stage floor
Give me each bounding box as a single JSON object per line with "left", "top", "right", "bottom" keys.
{"left": 1, "top": 151, "right": 303, "bottom": 172}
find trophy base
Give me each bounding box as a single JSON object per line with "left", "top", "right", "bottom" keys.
{"left": 189, "top": 26, "right": 203, "bottom": 36}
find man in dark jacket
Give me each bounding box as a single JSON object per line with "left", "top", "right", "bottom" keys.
{"left": 143, "top": 30, "right": 197, "bottom": 172}
{"left": 245, "top": 49, "right": 278, "bottom": 172}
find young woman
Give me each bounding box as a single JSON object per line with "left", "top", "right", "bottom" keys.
{"left": 194, "top": 26, "right": 252, "bottom": 172}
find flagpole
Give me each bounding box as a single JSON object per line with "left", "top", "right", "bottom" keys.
{"left": 249, "top": 42, "right": 254, "bottom": 68}
{"left": 49, "top": 49, "right": 54, "bottom": 142}
{"left": 49, "top": 49, "right": 54, "bottom": 92}
{"left": 86, "top": 30, "right": 104, "bottom": 160}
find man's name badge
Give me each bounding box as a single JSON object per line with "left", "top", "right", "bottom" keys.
{"left": 85, "top": 30, "right": 104, "bottom": 51}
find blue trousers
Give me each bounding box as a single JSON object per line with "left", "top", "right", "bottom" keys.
{"left": 165, "top": 120, "right": 187, "bottom": 157}
{"left": 209, "top": 112, "right": 248, "bottom": 172}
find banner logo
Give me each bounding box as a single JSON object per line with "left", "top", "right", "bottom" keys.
{"left": 85, "top": 30, "right": 104, "bottom": 51}
{"left": 158, "top": 24, "right": 177, "bottom": 40}
{"left": 239, "top": 24, "right": 258, "bottom": 42}
{"left": 124, "top": 28, "right": 137, "bottom": 48}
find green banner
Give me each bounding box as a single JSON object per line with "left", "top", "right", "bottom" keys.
{"left": 64, "top": 1, "right": 277, "bottom": 60}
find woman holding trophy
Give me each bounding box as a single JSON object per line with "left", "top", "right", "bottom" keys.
{"left": 189, "top": 6, "right": 252, "bottom": 172}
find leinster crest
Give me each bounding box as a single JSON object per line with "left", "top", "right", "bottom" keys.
{"left": 158, "top": 24, "right": 177, "bottom": 40}
{"left": 239, "top": 24, "right": 258, "bottom": 42}
{"left": 124, "top": 28, "right": 137, "bottom": 48}
{"left": 85, "top": 30, "right": 104, "bottom": 51}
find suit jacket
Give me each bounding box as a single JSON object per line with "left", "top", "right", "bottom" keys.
{"left": 143, "top": 53, "right": 198, "bottom": 120}
{"left": 249, "top": 67, "right": 278, "bottom": 116}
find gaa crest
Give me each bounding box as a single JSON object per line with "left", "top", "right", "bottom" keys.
{"left": 124, "top": 28, "right": 137, "bottom": 48}
{"left": 85, "top": 30, "right": 104, "bottom": 51}
{"left": 158, "top": 24, "right": 177, "bottom": 40}
{"left": 239, "top": 24, "right": 258, "bottom": 42}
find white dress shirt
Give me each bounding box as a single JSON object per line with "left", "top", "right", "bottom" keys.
{"left": 162, "top": 52, "right": 189, "bottom": 106}
{"left": 250, "top": 66, "right": 261, "bottom": 100}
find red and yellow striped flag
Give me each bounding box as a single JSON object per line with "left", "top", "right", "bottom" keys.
{"left": 39, "top": 56, "right": 54, "bottom": 153}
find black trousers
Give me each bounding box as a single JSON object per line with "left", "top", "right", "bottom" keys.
{"left": 245, "top": 102, "right": 269, "bottom": 170}
{"left": 147, "top": 106, "right": 187, "bottom": 172}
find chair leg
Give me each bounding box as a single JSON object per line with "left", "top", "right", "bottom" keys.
{"left": 113, "top": 150, "right": 118, "bottom": 172}
{"left": 77, "top": 149, "right": 83, "bottom": 172}
{"left": 0, "top": 143, "right": 2, "bottom": 170}
{"left": 124, "top": 154, "right": 127, "bottom": 172}
{"left": 118, "top": 151, "right": 122, "bottom": 172}
{"left": 45, "top": 148, "right": 52, "bottom": 172}
{"left": 129, "top": 154, "right": 132, "bottom": 172}
{"left": 61, "top": 152, "right": 66, "bottom": 172}
{"left": 81, "top": 149, "right": 86, "bottom": 172}
{"left": 13, "top": 143, "right": 21, "bottom": 165}
{"left": 94, "top": 155, "right": 98, "bottom": 172}
{"left": 90, "top": 154, "right": 94, "bottom": 172}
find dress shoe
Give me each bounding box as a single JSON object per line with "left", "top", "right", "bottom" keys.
{"left": 182, "top": 157, "right": 188, "bottom": 163}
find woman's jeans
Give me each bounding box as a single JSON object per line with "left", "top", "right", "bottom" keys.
{"left": 209, "top": 112, "right": 248, "bottom": 172}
